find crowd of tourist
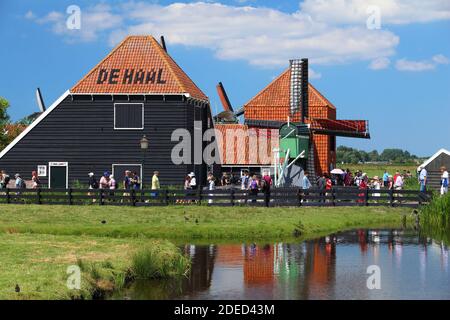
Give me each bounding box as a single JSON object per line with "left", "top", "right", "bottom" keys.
{"left": 0, "top": 165, "right": 448, "bottom": 198}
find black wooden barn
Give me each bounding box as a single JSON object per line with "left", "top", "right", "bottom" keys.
{"left": 0, "top": 36, "right": 213, "bottom": 188}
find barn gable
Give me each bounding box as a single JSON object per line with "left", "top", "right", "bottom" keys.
{"left": 71, "top": 35, "right": 208, "bottom": 102}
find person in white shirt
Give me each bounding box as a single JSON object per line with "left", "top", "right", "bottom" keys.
{"left": 441, "top": 166, "right": 449, "bottom": 196}
{"left": 394, "top": 174, "right": 404, "bottom": 202}
{"left": 372, "top": 176, "right": 381, "bottom": 199}
{"left": 207, "top": 173, "right": 215, "bottom": 204}
{"left": 188, "top": 172, "right": 197, "bottom": 189}
{"left": 418, "top": 167, "right": 427, "bottom": 192}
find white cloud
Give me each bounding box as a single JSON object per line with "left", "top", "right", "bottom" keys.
{"left": 25, "top": 10, "right": 35, "bottom": 20}
{"left": 395, "top": 54, "right": 449, "bottom": 71}
{"left": 29, "top": 1, "right": 450, "bottom": 70}
{"left": 300, "top": 0, "right": 450, "bottom": 25}
{"left": 309, "top": 68, "right": 322, "bottom": 79}
{"left": 395, "top": 59, "right": 436, "bottom": 71}
{"left": 369, "top": 57, "right": 390, "bottom": 70}
{"left": 35, "top": 4, "right": 123, "bottom": 42}
{"left": 432, "top": 54, "right": 450, "bottom": 64}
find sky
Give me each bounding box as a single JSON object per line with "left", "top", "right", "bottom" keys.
{"left": 0, "top": 0, "right": 449, "bottom": 157}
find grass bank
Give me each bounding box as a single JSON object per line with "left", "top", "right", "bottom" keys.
{"left": 420, "top": 193, "right": 450, "bottom": 245}
{"left": 0, "top": 204, "right": 413, "bottom": 241}
{"left": 0, "top": 204, "right": 414, "bottom": 299}
{"left": 0, "top": 234, "right": 189, "bottom": 300}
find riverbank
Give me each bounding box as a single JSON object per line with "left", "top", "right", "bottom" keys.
{"left": 0, "top": 234, "right": 189, "bottom": 300}
{"left": 0, "top": 204, "right": 414, "bottom": 299}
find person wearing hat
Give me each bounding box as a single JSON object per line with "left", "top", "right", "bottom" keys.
{"left": 15, "top": 173, "right": 26, "bottom": 190}
{"left": 88, "top": 172, "right": 98, "bottom": 189}
{"left": 189, "top": 172, "right": 197, "bottom": 189}
{"left": 372, "top": 176, "right": 381, "bottom": 200}
{"left": 99, "top": 171, "right": 110, "bottom": 189}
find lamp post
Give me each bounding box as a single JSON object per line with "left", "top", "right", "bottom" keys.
{"left": 140, "top": 135, "right": 149, "bottom": 189}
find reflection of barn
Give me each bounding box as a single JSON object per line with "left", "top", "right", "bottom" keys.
{"left": 182, "top": 245, "right": 216, "bottom": 294}
{"left": 419, "top": 149, "right": 450, "bottom": 191}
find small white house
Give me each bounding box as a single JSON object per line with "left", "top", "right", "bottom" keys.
{"left": 418, "top": 149, "right": 450, "bottom": 190}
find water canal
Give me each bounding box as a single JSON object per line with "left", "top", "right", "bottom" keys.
{"left": 113, "top": 229, "right": 450, "bottom": 300}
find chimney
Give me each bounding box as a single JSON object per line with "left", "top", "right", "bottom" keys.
{"left": 289, "top": 58, "right": 309, "bottom": 122}
{"left": 160, "top": 36, "right": 167, "bottom": 52}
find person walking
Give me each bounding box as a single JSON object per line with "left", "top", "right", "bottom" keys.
{"left": 249, "top": 174, "right": 259, "bottom": 203}
{"left": 88, "top": 172, "right": 98, "bottom": 202}
{"left": 301, "top": 171, "right": 312, "bottom": 203}
{"left": 441, "top": 166, "right": 449, "bottom": 196}
{"left": 0, "top": 170, "right": 10, "bottom": 189}
{"left": 240, "top": 170, "right": 250, "bottom": 203}
{"left": 189, "top": 172, "right": 197, "bottom": 190}
{"left": 109, "top": 175, "right": 117, "bottom": 190}
{"left": 15, "top": 173, "right": 26, "bottom": 196}
{"left": 394, "top": 173, "right": 404, "bottom": 202}
{"left": 382, "top": 171, "right": 389, "bottom": 188}
{"left": 31, "top": 171, "right": 41, "bottom": 189}
{"left": 358, "top": 173, "right": 368, "bottom": 203}
{"left": 418, "top": 166, "right": 427, "bottom": 192}
{"left": 317, "top": 173, "right": 326, "bottom": 202}
{"left": 372, "top": 176, "right": 381, "bottom": 198}
{"left": 261, "top": 171, "right": 272, "bottom": 207}
{"left": 151, "top": 171, "right": 160, "bottom": 198}
{"left": 207, "top": 173, "right": 215, "bottom": 205}
{"left": 99, "top": 171, "right": 110, "bottom": 189}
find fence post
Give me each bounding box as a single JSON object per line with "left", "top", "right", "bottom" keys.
{"left": 99, "top": 189, "right": 104, "bottom": 206}
{"left": 231, "top": 189, "right": 235, "bottom": 206}
{"left": 389, "top": 189, "right": 394, "bottom": 207}
{"left": 332, "top": 188, "right": 336, "bottom": 206}
{"left": 131, "top": 189, "right": 136, "bottom": 206}
{"left": 164, "top": 189, "right": 169, "bottom": 205}
{"left": 6, "top": 188, "right": 10, "bottom": 204}
{"left": 36, "top": 188, "right": 41, "bottom": 205}
{"left": 68, "top": 188, "right": 72, "bottom": 205}
{"left": 197, "top": 187, "right": 202, "bottom": 205}
{"left": 365, "top": 189, "right": 369, "bottom": 206}
{"left": 298, "top": 189, "right": 303, "bottom": 207}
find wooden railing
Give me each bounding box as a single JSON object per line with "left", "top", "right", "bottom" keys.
{"left": 0, "top": 187, "right": 432, "bottom": 208}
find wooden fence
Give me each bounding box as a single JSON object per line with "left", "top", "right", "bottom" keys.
{"left": 0, "top": 187, "right": 432, "bottom": 208}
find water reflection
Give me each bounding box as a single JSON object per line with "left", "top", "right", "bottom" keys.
{"left": 115, "top": 229, "right": 450, "bottom": 300}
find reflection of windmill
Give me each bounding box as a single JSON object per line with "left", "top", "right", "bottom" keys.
{"left": 214, "top": 82, "right": 244, "bottom": 123}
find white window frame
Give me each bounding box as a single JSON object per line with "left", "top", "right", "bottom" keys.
{"left": 37, "top": 165, "right": 47, "bottom": 177}
{"left": 112, "top": 164, "right": 143, "bottom": 181}
{"left": 113, "top": 103, "right": 144, "bottom": 130}
{"left": 48, "top": 162, "right": 68, "bottom": 189}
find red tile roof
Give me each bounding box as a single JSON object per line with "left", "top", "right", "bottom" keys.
{"left": 214, "top": 124, "right": 279, "bottom": 165}
{"left": 244, "top": 68, "right": 336, "bottom": 110}
{"left": 71, "top": 36, "right": 208, "bottom": 101}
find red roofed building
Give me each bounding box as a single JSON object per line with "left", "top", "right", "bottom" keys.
{"left": 215, "top": 65, "right": 369, "bottom": 178}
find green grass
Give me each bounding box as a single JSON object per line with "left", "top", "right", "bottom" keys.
{"left": 345, "top": 164, "right": 417, "bottom": 179}
{"left": 0, "top": 204, "right": 413, "bottom": 241}
{"left": 420, "top": 193, "right": 450, "bottom": 245}
{"left": 0, "top": 203, "right": 416, "bottom": 299}
{"left": 0, "top": 233, "right": 189, "bottom": 300}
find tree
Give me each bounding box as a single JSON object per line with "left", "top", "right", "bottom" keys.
{"left": 0, "top": 97, "right": 10, "bottom": 149}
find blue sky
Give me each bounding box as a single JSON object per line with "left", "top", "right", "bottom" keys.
{"left": 1, "top": 0, "right": 449, "bottom": 157}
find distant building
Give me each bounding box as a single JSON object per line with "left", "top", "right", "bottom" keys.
{"left": 419, "top": 149, "right": 450, "bottom": 190}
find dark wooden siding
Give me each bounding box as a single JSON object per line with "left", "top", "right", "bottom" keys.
{"left": 424, "top": 153, "right": 450, "bottom": 190}
{"left": 0, "top": 94, "right": 211, "bottom": 187}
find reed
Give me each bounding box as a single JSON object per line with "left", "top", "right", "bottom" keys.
{"left": 131, "top": 245, "right": 190, "bottom": 280}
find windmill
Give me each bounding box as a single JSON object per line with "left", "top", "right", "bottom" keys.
{"left": 214, "top": 82, "right": 244, "bottom": 123}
